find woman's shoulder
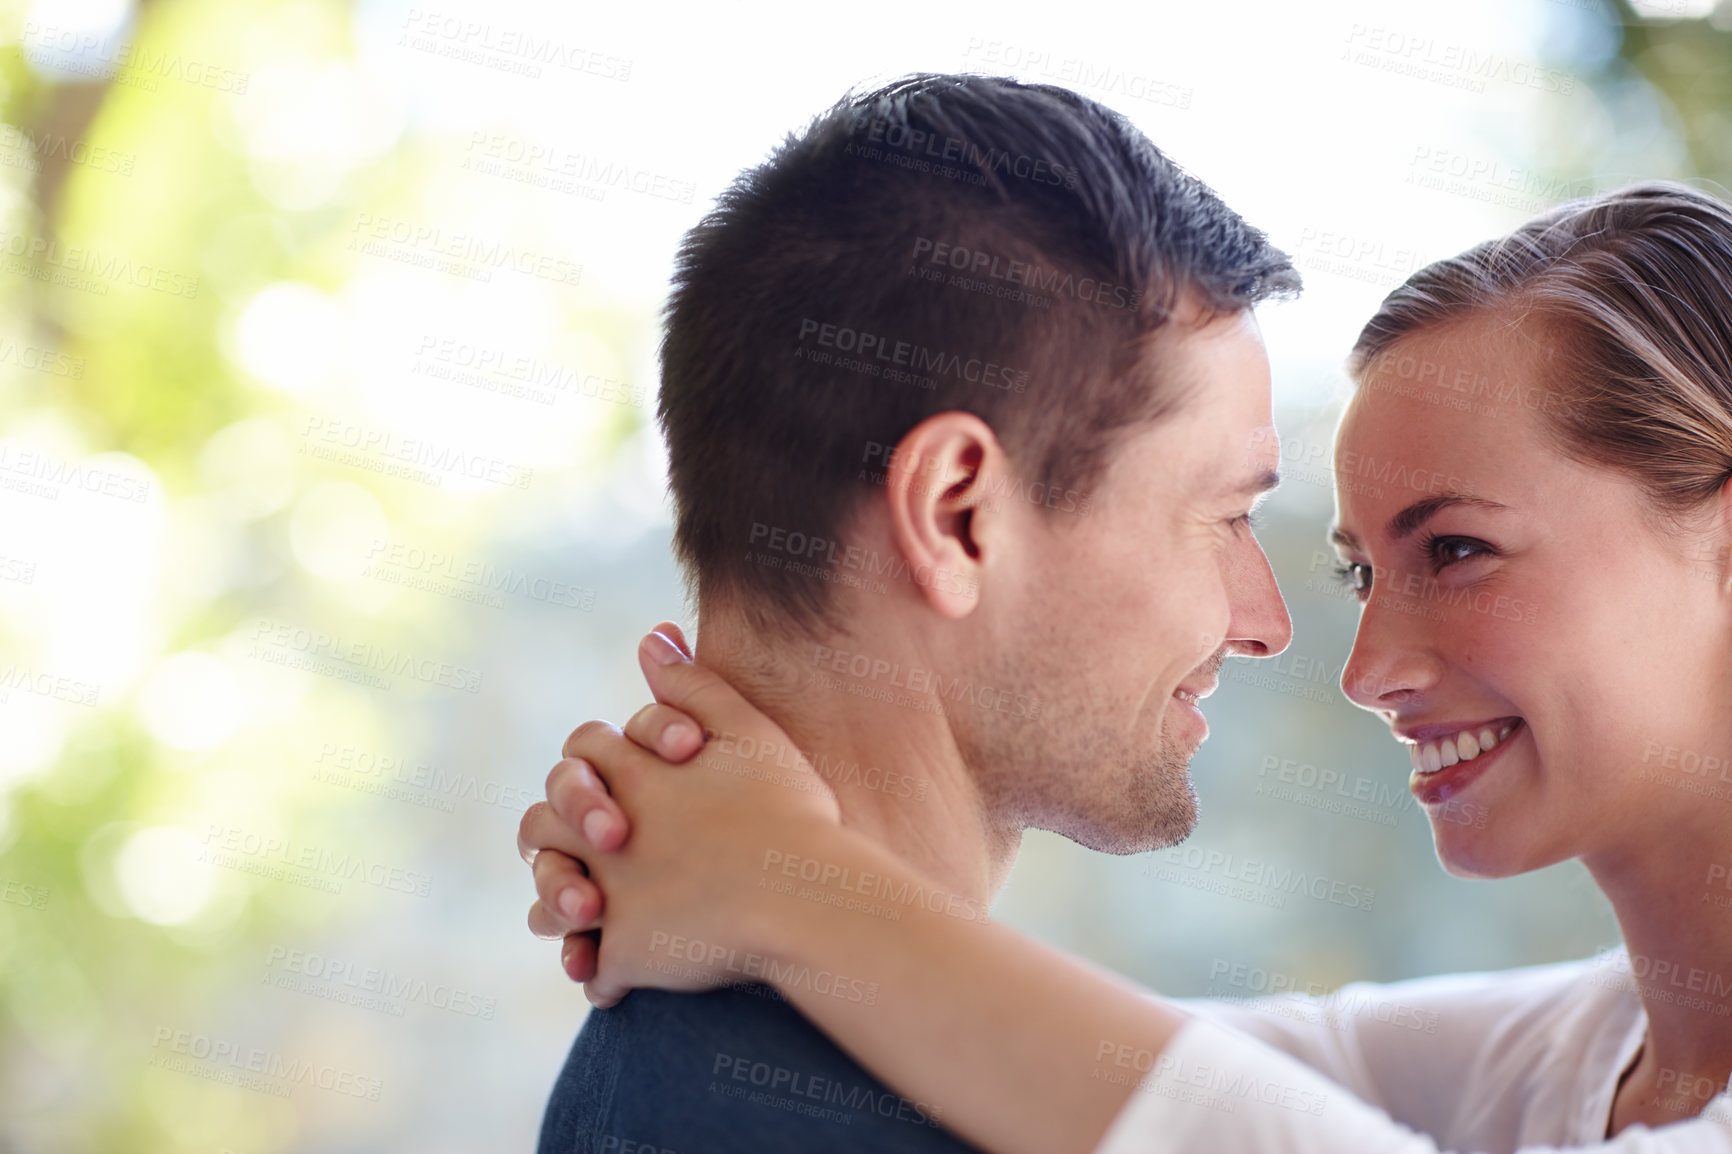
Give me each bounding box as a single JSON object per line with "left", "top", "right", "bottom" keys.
{"left": 1328, "top": 945, "right": 1635, "bottom": 1025}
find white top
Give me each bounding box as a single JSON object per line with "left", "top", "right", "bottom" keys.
{"left": 1095, "top": 949, "right": 1732, "bottom": 1153}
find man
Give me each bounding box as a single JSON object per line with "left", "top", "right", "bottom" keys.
{"left": 521, "top": 72, "right": 1298, "bottom": 1154}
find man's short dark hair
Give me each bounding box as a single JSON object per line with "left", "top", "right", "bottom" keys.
{"left": 658, "top": 72, "right": 1299, "bottom": 636}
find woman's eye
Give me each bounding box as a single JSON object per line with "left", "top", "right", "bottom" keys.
{"left": 1423, "top": 534, "right": 1494, "bottom": 569}
{"left": 1331, "top": 561, "right": 1372, "bottom": 600}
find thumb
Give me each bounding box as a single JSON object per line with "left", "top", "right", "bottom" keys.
{"left": 637, "top": 631, "right": 790, "bottom": 753}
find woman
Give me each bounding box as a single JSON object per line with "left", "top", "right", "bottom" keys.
{"left": 519, "top": 183, "right": 1732, "bottom": 1153}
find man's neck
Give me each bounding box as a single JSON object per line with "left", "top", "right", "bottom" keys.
{"left": 694, "top": 610, "right": 1019, "bottom": 906}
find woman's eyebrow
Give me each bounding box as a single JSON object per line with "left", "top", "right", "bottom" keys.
{"left": 1386, "top": 493, "right": 1511, "bottom": 540}
{"left": 1328, "top": 493, "right": 1511, "bottom": 552}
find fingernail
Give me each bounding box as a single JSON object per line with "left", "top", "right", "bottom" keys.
{"left": 643, "top": 631, "right": 684, "bottom": 665}
{"left": 582, "top": 809, "right": 612, "bottom": 845}
{"left": 561, "top": 938, "right": 580, "bottom": 977}
{"left": 663, "top": 721, "right": 697, "bottom": 749}
{"left": 558, "top": 888, "right": 583, "bottom": 922}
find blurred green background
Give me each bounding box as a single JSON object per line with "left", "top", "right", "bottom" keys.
{"left": 0, "top": 0, "right": 1725, "bottom": 1148}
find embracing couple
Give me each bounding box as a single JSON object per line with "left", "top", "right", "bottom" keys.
{"left": 517, "top": 72, "right": 1732, "bottom": 1153}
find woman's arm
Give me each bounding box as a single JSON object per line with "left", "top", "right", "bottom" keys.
{"left": 522, "top": 631, "right": 1182, "bottom": 1154}
{"left": 520, "top": 630, "right": 1732, "bottom": 1154}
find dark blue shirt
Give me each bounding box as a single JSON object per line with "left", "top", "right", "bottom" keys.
{"left": 537, "top": 983, "right": 988, "bottom": 1154}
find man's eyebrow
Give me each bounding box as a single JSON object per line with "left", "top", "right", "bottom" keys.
{"left": 1329, "top": 493, "right": 1508, "bottom": 553}
{"left": 1225, "top": 469, "right": 1281, "bottom": 498}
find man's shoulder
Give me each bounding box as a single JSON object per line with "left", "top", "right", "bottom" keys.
{"left": 538, "top": 985, "right": 982, "bottom": 1154}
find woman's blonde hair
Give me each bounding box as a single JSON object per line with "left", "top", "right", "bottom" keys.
{"left": 1352, "top": 181, "right": 1732, "bottom": 520}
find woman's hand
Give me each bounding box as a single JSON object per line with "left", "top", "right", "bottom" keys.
{"left": 517, "top": 623, "right": 842, "bottom": 1006}
{"left": 518, "top": 622, "right": 700, "bottom": 984}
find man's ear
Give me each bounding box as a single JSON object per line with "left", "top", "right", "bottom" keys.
{"left": 882, "top": 411, "right": 1009, "bottom": 619}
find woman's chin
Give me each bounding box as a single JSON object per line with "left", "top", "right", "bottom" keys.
{"left": 1430, "top": 826, "right": 1531, "bottom": 880}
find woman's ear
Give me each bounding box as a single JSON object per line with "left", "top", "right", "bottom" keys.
{"left": 880, "top": 412, "right": 1009, "bottom": 619}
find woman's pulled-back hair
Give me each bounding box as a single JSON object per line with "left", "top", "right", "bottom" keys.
{"left": 1352, "top": 181, "right": 1732, "bottom": 521}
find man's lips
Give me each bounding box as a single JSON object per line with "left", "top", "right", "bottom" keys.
{"left": 1173, "top": 680, "right": 1218, "bottom": 707}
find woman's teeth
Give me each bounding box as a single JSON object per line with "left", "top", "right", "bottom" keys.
{"left": 1409, "top": 721, "right": 1518, "bottom": 775}
{"left": 1175, "top": 689, "right": 1199, "bottom": 706}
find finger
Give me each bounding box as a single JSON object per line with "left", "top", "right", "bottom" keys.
{"left": 534, "top": 850, "right": 603, "bottom": 932}
{"left": 559, "top": 722, "right": 653, "bottom": 807}
{"left": 517, "top": 800, "right": 550, "bottom": 865}
{"left": 585, "top": 970, "right": 627, "bottom": 1009}
{"left": 546, "top": 755, "right": 632, "bottom": 850}
{"left": 639, "top": 633, "right": 813, "bottom": 770}
{"left": 519, "top": 792, "right": 595, "bottom": 864}
{"left": 623, "top": 702, "right": 706, "bottom": 763}
{"left": 651, "top": 619, "right": 692, "bottom": 658}
{"left": 562, "top": 932, "right": 599, "bottom": 983}
{"left": 528, "top": 899, "right": 568, "bottom": 941}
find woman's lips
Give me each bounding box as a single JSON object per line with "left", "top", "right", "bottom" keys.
{"left": 1407, "top": 718, "right": 1525, "bottom": 805}
{"left": 1409, "top": 717, "right": 1522, "bottom": 774}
